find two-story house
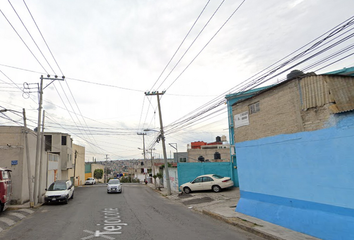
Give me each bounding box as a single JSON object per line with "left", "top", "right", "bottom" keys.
{"left": 44, "top": 132, "right": 73, "bottom": 183}
{"left": 230, "top": 68, "right": 354, "bottom": 240}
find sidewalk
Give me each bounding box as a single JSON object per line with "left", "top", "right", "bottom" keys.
{"left": 146, "top": 183, "right": 320, "bottom": 240}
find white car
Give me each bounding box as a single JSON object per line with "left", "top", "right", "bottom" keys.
{"left": 180, "top": 174, "right": 234, "bottom": 194}
{"left": 44, "top": 180, "right": 74, "bottom": 204}
{"left": 107, "top": 179, "right": 122, "bottom": 193}
{"left": 85, "top": 177, "right": 96, "bottom": 185}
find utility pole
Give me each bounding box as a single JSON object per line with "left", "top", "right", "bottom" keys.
{"left": 105, "top": 154, "right": 109, "bottom": 183}
{"left": 74, "top": 150, "right": 78, "bottom": 186}
{"left": 149, "top": 148, "right": 156, "bottom": 188}
{"left": 137, "top": 132, "right": 147, "bottom": 181}
{"left": 22, "top": 109, "right": 34, "bottom": 208}
{"left": 33, "top": 75, "right": 64, "bottom": 205}
{"left": 144, "top": 91, "right": 171, "bottom": 195}
{"left": 38, "top": 110, "right": 45, "bottom": 203}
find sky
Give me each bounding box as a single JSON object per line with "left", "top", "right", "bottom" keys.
{"left": 1, "top": 0, "right": 354, "bottom": 161}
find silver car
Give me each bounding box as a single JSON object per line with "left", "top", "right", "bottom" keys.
{"left": 107, "top": 179, "right": 122, "bottom": 193}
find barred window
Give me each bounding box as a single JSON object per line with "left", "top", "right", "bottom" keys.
{"left": 249, "top": 102, "right": 260, "bottom": 114}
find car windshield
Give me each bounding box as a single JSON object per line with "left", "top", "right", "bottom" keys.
{"left": 108, "top": 179, "right": 120, "bottom": 184}
{"left": 212, "top": 174, "right": 224, "bottom": 179}
{"left": 48, "top": 182, "right": 67, "bottom": 191}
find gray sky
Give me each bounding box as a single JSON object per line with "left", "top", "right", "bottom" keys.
{"left": 1, "top": 0, "right": 354, "bottom": 161}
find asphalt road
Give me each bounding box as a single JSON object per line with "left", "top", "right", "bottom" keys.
{"left": 0, "top": 183, "right": 265, "bottom": 240}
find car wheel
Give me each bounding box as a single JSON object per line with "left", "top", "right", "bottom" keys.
{"left": 71, "top": 192, "right": 74, "bottom": 199}
{"left": 64, "top": 197, "right": 69, "bottom": 204}
{"left": 183, "top": 187, "right": 191, "bottom": 194}
{"left": 212, "top": 185, "right": 221, "bottom": 193}
{"left": 0, "top": 203, "right": 4, "bottom": 213}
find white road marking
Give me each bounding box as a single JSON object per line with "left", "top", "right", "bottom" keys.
{"left": 82, "top": 230, "right": 115, "bottom": 240}
{"left": 8, "top": 212, "right": 26, "bottom": 219}
{"left": 0, "top": 217, "right": 15, "bottom": 226}
{"left": 17, "top": 209, "right": 34, "bottom": 214}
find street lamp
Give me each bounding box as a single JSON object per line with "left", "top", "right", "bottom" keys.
{"left": 169, "top": 143, "right": 178, "bottom": 163}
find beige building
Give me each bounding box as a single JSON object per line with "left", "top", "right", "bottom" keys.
{"left": 188, "top": 145, "right": 230, "bottom": 162}
{"left": 0, "top": 126, "right": 47, "bottom": 205}
{"left": 187, "top": 136, "right": 231, "bottom": 162}
{"left": 44, "top": 132, "right": 73, "bottom": 183}
{"left": 231, "top": 73, "right": 354, "bottom": 142}
{"left": 85, "top": 163, "right": 105, "bottom": 183}
{"left": 68, "top": 144, "right": 85, "bottom": 186}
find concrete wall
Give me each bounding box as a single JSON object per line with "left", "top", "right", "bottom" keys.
{"left": 173, "top": 152, "right": 188, "bottom": 162}
{"left": 0, "top": 126, "right": 47, "bottom": 204}
{"left": 177, "top": 162, "right": 233, "bottom": 191}
{"left": 91, "top": 163, "right": 105, "bottom": 182}
{"left": 68, "top": 144, "right": 85, "bottom": 186}
{"left": 187, "top": 147, "right": 230, "bottom": 162}
{"left": 235, "top": 111, "right": 354, "bottom": 240}
{"left": 46, "top": 153, "right": 59, "bottom": 188}
{"left": 167, "top": 168, "right": 178, "bottom": 192}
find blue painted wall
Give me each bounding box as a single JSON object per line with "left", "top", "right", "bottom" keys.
{"left": 235, "top": 112, "right": 354, "bottom": 240}
{"left": 226, "top": 86, "right": 273, "bottom": 187}
{"left": 177, "top": 162, "right": 233, "bottom": 190}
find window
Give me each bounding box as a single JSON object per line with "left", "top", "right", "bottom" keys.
{"left": 202, "top": 177, "right": 213, "bottom": 182}
{"left": 179, "top": 158, "right": 187, "bottom": 162}
{"left": 249, "top": 102, "right": 260, "bottom": 114}
{"left": 193, "top": 177, "right": 203, "bottom": 183}
{"left": 45, "top": 135, "right": 52, "bottom": 151}
{"left": 2, "top": 170, "right": 10, "bottom": 180}
{"left": 61, "top": 136, "right": 67, "bottom": 146}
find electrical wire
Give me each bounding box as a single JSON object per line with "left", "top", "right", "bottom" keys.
{"left": 161, "top": 14, "right": 354, "bottom": 136}
{"left": 23, "top": 0, "right": 63, "bottom": 76}
{"left": 149, "top": 0, "right": 211, "bottom": 91}
{"left": 156, "top": 0, "right": 224, "bottom": 90}
{"left": 8, "top": 0, "right": 56, "bottom": 74}
{"left": 0, "top": 9, "right": 48, "bottom": 73}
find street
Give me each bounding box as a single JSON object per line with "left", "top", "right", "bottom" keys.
{"left": 0, "top": 183, "right": 265, "bottom": 240}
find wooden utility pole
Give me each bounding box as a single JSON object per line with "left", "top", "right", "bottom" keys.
{"left": 144, "top": 91, "right": 171, "bottom": 195}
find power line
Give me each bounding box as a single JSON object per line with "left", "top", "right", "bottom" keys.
{"left": 164, "top": 0, "right": 246, "bottom": 92}
{"left": 0, "top": 9, "right": 48, "bottom": 73}
{"left": 150, "top": 0, "right": 212, "bottom": 91}
{"left": 8, "top": 0, "right": 56, "bottom": 74}
{"left": 162, "top": 14, "right": 354, "bottom": 136}
{"left": 23, "top": 0, "right": 64, "bottom": 75}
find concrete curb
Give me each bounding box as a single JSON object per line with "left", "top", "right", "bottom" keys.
{"left": 7, "top": 203, "right": 42, "bottom": 211}
{"left": 201, "top": 209, "right": 283, "bottom": 240}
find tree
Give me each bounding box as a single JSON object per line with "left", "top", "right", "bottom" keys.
{"left": 94, "top": 169, "right": 103, "bottom": 180}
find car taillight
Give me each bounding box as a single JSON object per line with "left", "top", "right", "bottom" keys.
{"left": 222, "top": 179, "right": 230, "bottom": 182}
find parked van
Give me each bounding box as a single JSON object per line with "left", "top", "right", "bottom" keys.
{"left": 0, "top": 167, "right": 12, "bottom": 213}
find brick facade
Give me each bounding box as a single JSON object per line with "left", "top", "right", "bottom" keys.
{"left": 187, "top": 147, "right": 230, "bottom": 162}
{"left": 232, "top": 76, "right": 337, "bottom": 143}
